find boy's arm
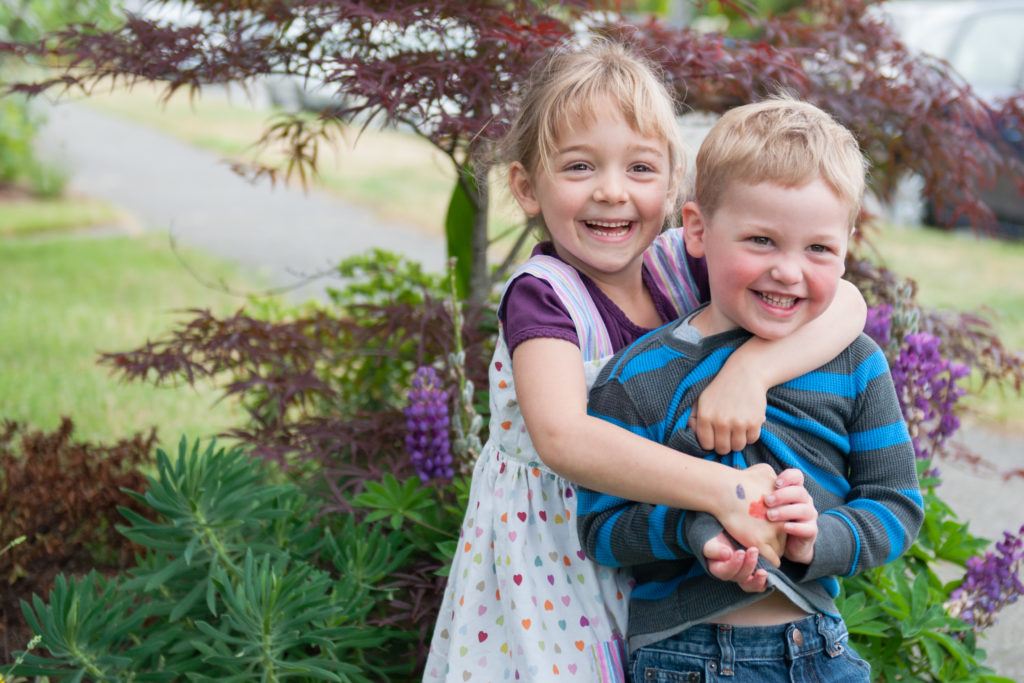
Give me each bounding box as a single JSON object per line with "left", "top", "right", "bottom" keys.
{"left": 693, "top": 279, "right": 868, "bottom": 454}
{"left": 515, "top": 336, "right": 785, "bottom": 565}
{"left": 791, "top": 341, "right": 924, "bottom": 581}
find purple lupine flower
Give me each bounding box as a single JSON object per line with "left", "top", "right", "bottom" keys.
{"left": 890, "top": 331, "right": 970, "bottom": 465}
{"left": 947, "top": 524, "right": 1024, "bottom": 635}
{"left": 405, "top": 366, "right": 453, "bottom": 482}
{"left": 864, "top": 304, "right": 893, "bottom": 348}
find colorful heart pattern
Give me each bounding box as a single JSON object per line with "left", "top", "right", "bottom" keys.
{"left": 422, "top": 338, "right": 627, "bottom": 681}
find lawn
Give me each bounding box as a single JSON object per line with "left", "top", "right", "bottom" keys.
{"left": 0, "top": 196, "right": 121, "bottom": 236}
{"left": 0, "top": 231, "right": 253, "bottom": 446}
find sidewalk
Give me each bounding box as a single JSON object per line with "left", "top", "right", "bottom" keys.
{"left": 37, "top": 99, "right": 1024, "bottom": 681}
{"left": 37, "top": 100, "right": 447, "bottom": 302}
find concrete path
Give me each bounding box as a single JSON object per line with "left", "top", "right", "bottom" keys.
{"left": 37, "top": 100, "right": 447, "bottom": 302}
{"left": 35, "top": 99, "right": 1024, "bottom": 681}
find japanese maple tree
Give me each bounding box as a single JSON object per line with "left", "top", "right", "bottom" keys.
{"left": 2, "top": 0, "right": 1022, "bottom": 302}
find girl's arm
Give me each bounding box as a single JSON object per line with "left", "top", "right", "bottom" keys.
{"left": 692, "top": 278, "right": 867, "bottom": 454}
{"left": 513, "top": 336, "right": 786, "bottom": 565}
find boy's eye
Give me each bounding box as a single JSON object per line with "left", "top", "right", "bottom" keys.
{"left": 630, "top": 163, "right": 653, "bottom": 173}
{"left": 749, "top": 236, "right": 772, "bottom": 246}
{"left": 808, "top": 244, "right": 831, "bottom": 254}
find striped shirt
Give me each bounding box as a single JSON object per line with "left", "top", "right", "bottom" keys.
{"left": 577, "top": 318, "right": 924, "bottom": 652}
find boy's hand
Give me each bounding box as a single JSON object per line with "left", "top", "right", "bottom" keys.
{"left": 690, "top": 362, "right": 766, "bottom": 454}
{"left": 715, "top": 463, "right": 787, "bottom": 567}
{"left": 764, "top": 468, "right": 818, "bottom": 564}
{"left": 703, "top": 532, "right": 769, "bottom": 592}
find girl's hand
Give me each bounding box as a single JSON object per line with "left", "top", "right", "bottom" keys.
{"left": 703, "top": 532, "right": 769, "bottom": 592}
{"left": 764, "top": 468, "right": 818, "bottom": 565}
{"left": 714, "top": 463, "right": 787, "bottom": 567}
{"left": 689, "top": 358, "right": 766, "bottom": 455}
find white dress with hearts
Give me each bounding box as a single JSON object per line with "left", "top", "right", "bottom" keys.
{"left": 423, "top": 257, "right": 630, "bottom": 682}
{"left": 423, "top": 232, "right": 702, "bottom": 682}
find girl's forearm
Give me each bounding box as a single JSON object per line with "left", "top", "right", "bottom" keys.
{"left": 513, "top": 338, "right": 737, "bottom": 515}
{"left": 535, "top": 410, "right": 739, "bottom": 516}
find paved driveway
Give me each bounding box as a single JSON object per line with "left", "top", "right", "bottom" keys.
{"left": 37, "top": 100, "right": 447, "bottom": 302}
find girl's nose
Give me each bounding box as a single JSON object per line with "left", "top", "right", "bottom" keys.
{"left": 593, "top": 174, "right": 628, "bottom": 203}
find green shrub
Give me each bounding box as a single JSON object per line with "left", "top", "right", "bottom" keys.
{"left": 837, "top": 465, "right": 1011, "bottom": 682}
{"left": 6, "top": 437, "right": 426, "bottom": 682}
{"left": 0, "top": 419, "right": 154, "bottom": 659}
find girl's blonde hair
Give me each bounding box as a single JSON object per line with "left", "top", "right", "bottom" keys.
{"left": 497, "top": 39, "right": 685, "bottom": 198}
{"left": 694, "top": 96, "right": 867, "bottom": 227}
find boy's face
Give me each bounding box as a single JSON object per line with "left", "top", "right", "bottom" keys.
{"left": 682, "top": 177, "right": 851, "bottom": 341}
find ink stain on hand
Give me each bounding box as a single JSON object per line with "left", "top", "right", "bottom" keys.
{"left": 748, "top": 496, "right": 768, "bottom": 520}
{"left": 736, "top": 484, "right": 746, "bottom": 500}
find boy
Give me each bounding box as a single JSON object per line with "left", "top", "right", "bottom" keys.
{"left": 576, "top": 97, "right": 924, "bottom": 680}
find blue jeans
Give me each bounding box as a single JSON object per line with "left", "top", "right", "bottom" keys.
{"left": 629, "top": 614, "right": 870, "bottom": 682}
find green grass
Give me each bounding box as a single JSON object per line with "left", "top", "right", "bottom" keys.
{"left": 0, "top": 196, "right": 122, "bottom": 236}
{"left": 0, "top": 232, "right": 254, "bottom": 446}
{"left": 864, "top": 224, "right": 1024, "bottom": 431}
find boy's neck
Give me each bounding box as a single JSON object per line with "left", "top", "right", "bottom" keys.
{"left": 689, "top": 306, "right": 739, "bottom": 337}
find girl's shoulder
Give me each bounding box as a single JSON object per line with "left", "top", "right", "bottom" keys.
{"left": 501, "top": 255, "right": 613, "bottom": 360}
{"left": 644, "top": 228, "right": 707, "bottom": 318}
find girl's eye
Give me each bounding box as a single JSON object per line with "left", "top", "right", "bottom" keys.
{"left": 564, "top": 161, "right": 590, "bottom": 172}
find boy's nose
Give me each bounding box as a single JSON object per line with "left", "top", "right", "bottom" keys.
{"left": 770, "top": 257, "right": 801, "bottom": 284}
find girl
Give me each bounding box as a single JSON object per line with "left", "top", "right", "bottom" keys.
{"left": 424, "top": 41, "right": 866, "bottom": 682}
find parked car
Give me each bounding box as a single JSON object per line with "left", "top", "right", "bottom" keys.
{"left": 879, "top": 0, "right": 1024, "bottom": 237}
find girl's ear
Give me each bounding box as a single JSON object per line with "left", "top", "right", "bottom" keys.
{"left": 509, "top": 161, "right": 541, "bottom": 216}
{"left": 681, "top": 201, "right": 708, "bottom": 259}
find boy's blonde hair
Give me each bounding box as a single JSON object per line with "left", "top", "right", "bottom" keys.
{"left": 498, "top": 39, "right": 685, "bottom": 199}
{"left": 694, "top": 96, "right": 866, "bottom": 227}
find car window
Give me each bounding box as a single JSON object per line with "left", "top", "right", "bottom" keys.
{"left": 947, "top": 11, "right": 1024, "bottom": 93}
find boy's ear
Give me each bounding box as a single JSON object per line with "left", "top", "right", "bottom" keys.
{"left": 509, "top": 162, "right": 541, "bottom": 216}
{"left": 681, "top": 201, "right": 708, "bottom": 259}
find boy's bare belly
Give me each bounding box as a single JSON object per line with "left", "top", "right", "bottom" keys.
{"left": 710, "top": 590, "right": 808, "bottom": 626}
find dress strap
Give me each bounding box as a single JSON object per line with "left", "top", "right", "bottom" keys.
{"left": 500, "top": 256, "right": 613, "bottom": 361}
{"left": 644, "top": 228, "right": 703, "bottom": 318}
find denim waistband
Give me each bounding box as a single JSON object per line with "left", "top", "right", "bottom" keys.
{"left": 651, "top": 614, "right": 848, "bottom": 667}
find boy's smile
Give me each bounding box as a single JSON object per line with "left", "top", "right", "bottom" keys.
{"left": 683, "top": 178, "right": 851, "bottom": 340}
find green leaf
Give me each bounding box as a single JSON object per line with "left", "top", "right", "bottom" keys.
{"left": 444, "top": 168, "right": 476, "bottom": 300}
{"left": 170, "top": 579, "right": 207, "bottom": 622}
{"left": 143, "top": 555, "right": 188, "bottom": 592}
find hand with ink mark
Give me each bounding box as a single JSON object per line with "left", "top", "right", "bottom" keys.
{"left": 715, "top": 463, "right": 786, "bottom": 567}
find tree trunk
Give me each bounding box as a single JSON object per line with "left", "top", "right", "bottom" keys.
{"left": 468, "top": 176, "right": 491, "bottom": 307}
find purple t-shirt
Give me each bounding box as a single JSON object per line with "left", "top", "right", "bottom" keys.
{"left": 499, "top": 242, "right": 710, "bottom": 355}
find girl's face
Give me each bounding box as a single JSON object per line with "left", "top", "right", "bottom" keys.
{"left": 509, "top": 103, "right": 678, "bottom": 288}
